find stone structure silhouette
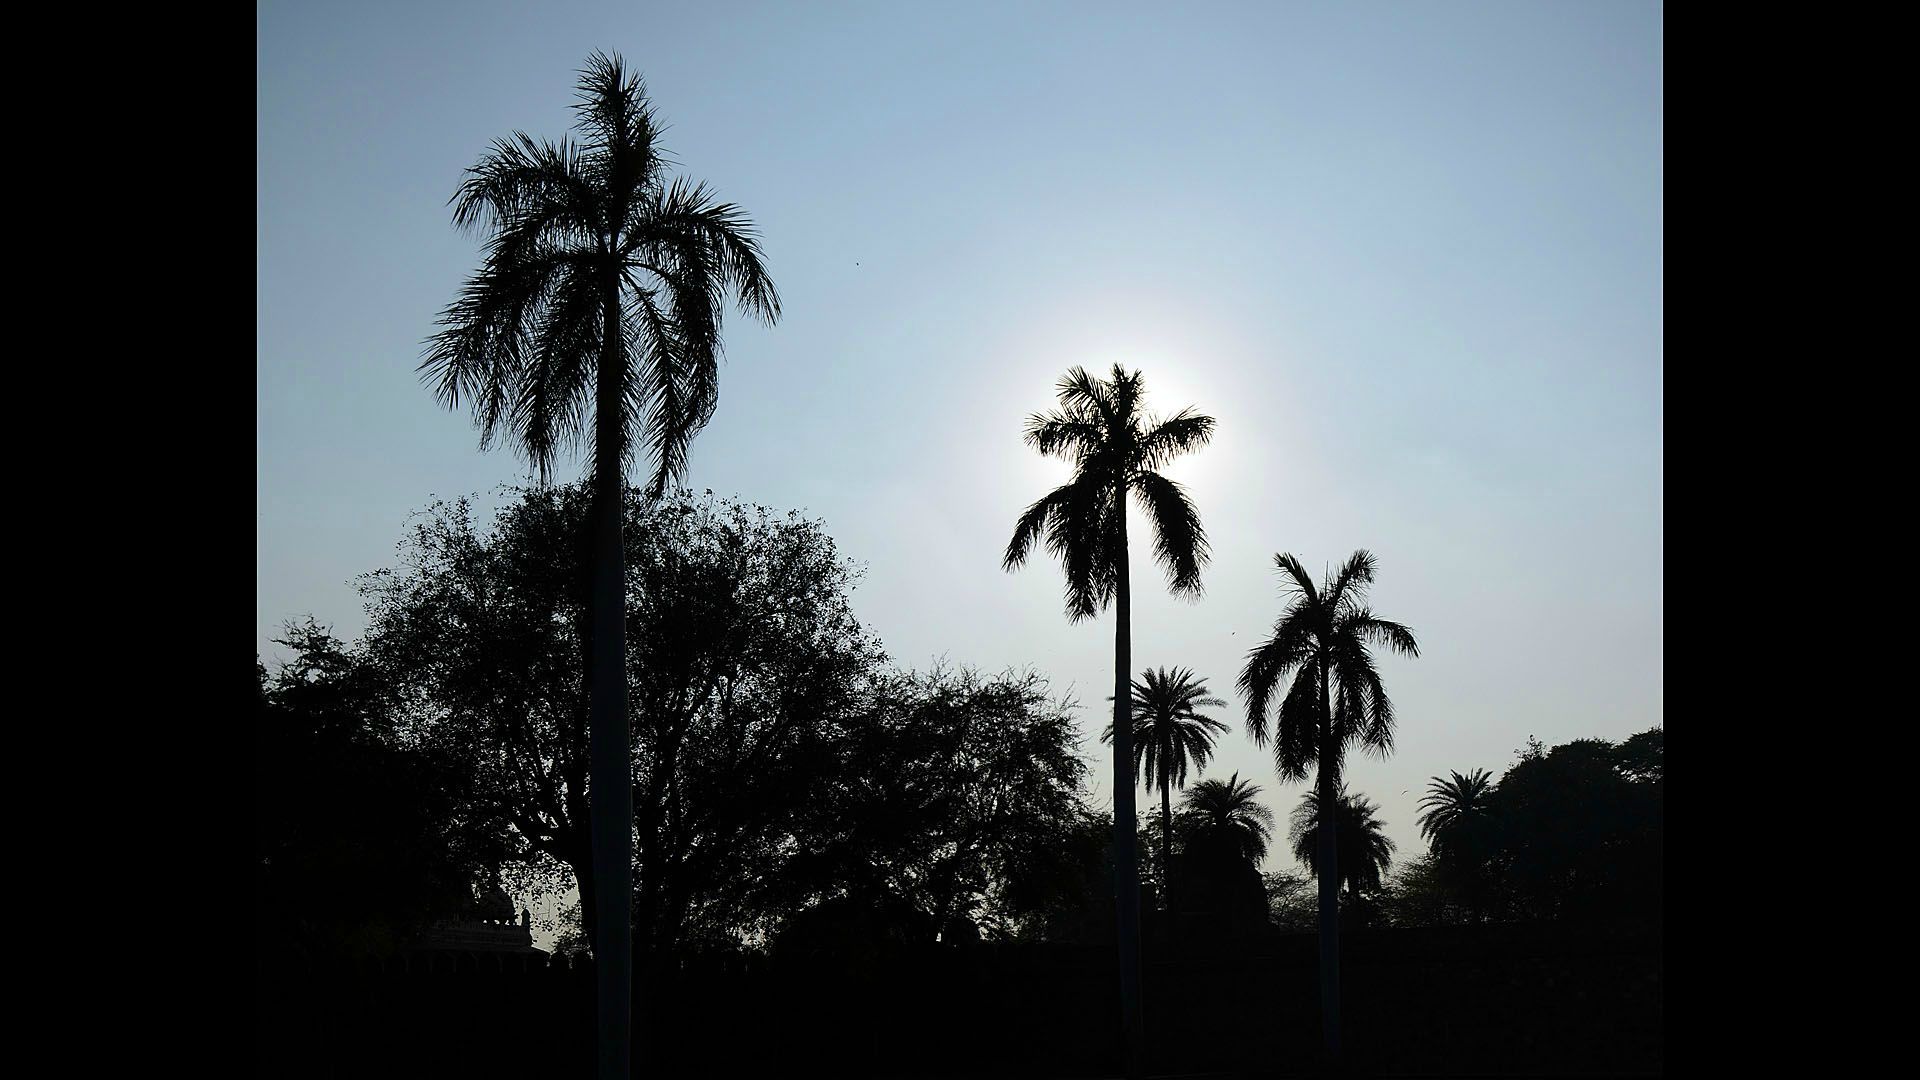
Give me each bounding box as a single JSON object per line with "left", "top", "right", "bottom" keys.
{"left": 409, "top": 868, "right": 546, "bottom": 959}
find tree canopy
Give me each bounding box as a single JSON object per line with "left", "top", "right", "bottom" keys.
{"left": 328, "top": 484, "right": 1101, "bottom": 956}
{"left": 255, "top": 622, "right": 504, "bottom": 960}
{"left": 355, "top": 485, "right": 882, "bottom": 949}
{"left": 773, "top": 664, "right": 1092, "bottom": 950}
{"left": 1480, "top": 731, "right": 1663, "bottom": 924}
{"left": 1385, "top": 729, "right": 1663, "bottom": 927}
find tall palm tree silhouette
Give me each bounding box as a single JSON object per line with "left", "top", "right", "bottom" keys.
{"left": 1005, "top": 364, "right": 1213, "bottom": 1078}
{"left": 420, "top": 52, "right": 778, "bottom": 1080}
{"left": 1102, "top": 666, "right": 1228, "bottom": 909}
{"left": 1290, "top": 786, "right": 1397, "bottom": 903}
{"left": 1237, "top": 551, "right": 1417, "bottom": 1065}
{"left": 1179, "top": 772, "right": 1275, "bottom": 863}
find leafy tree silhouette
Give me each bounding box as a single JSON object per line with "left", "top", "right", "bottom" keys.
{"left": 256, "top": 623, "right": 502, "bottom": 961}
{"left": 772, "top": 665, "right": 1090, "bottom": 949}
{"left": 357, "top": 486, "right": 882, "bottom": 956}
{"left": 1374, "top": 854, "right": 1460, "bottom": 927}
{"left": 1003, "top": 364, "right": 1213, "bottom": 1079}
{"left": 1100, "top": 667, "right": 1228, "bottom": 911}
{"left": 1238, "top": 550, "right": 1417, "bottom": 1065}
{"left": 418, "top": 50, "right": 779, "bottom": 1080}
{"left": 1613, "top": 727, "right": 1664, "bottom": 784}
{"left": 1483, "top": 732, "right": 1662, "bottom": 924}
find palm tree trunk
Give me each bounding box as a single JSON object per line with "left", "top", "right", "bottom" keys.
{"left": 1316, "top": 652, "right": 1341, "bottom": 1066}
{"left": 1112, "top": 485, "right": 1145, "bottom": 1080}
{"left": 589, "top": 279, "right": 633, "bottom": 1080}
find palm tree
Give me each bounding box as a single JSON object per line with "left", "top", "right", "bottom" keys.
{"left": 420, "top": 52, "right": 779, "bottom": 1080}
{"left": 1418, "top": 768, "right": 1496, "bottom": 921}
{"left": 1101, "top": 666, "right": 1228, "bottom": 908}
{"left": 1178, "top": 772, "right": 1275, "bottom": 863}
{"left": 1238, "top": 550, "right": 1417, "bottom": 1064}
{"left": 1004, "top": 364, "right": 1213, "bottom": 1078}
{"left": 1417, "top": 768, "right": 1494, "bottom": 853}
{"left": 1289, "top": 786, "right": 1397, "bottom": 903}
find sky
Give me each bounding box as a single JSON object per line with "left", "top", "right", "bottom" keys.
{"left": 258, "top": 0, "right": 1662, "bottom": 931}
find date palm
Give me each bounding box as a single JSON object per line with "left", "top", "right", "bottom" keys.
{"left": 1102, "top": 666, "right": 1228, "bottom": 908}
{"left": 1417, "top": 768, "right": 1494, "bottom": 853}
{"left": 1005, "top": 364, "right": 1213, "bottom": 1078}
{"left": 1238, "top": 551, "right": 1417, "bottom": 1064}
{"left": 1418, "top": 768, "right": 1496, "bottom": 920}
{"left": 1178, "top": 771, "right": 1274, "bottom": 863}
{"left": 1289, "top": 786, "right": 1397, "bottom": 902}
{"left": 419, "top": 51, "right": 778, "bottom": 1080}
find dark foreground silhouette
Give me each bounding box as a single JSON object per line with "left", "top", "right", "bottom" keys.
{"left": 256, "top": 921, "right": 1661, "bottom": 1078}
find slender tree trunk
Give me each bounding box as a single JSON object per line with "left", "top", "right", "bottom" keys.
{"left": 634, "top": 780, "right": 658, "bottom": 952}
{"left": 1316, "top": 652, "right": 1341, "bottom": 1065}
{"left": 635, "top": 739, "right": 672, "bottom": 954}
{"left": 589, "top": 270, "right": 634, "bottom": 1080}
{"left": 573, "top": 853, "right": 597, "bottom": 945}
{"left": 1160, "top": 781, "right": 1173, "bottom": 917}
{"left": 1112, "top": 485, "right": 1145, "bottom": 1079}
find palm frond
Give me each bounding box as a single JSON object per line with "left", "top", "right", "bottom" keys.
{"left": 1005, "top": 474, "right": 1113, "bottom": 622}
{"left": 632, "top": 176, "right": 781, "bottom": 323}
{"left": 1023, "top": 409, "right": 1105, "bottom": 461}
{"left": 1274, "top": 666, "right": 1322, "bottom": 781}
{"left": 449, "top": 133, "right": 598, "bottom": 239}
{"left": 1236, "top": 615, "right": 1313, "bottom": 749}
{"left": 1054, "top": 366, "right": 1118, "bottom": 427}
{"left": 1004, "top": 484, "right": 1071, "bottom": 572}
{"left": 1324, "top": 549, "right": 1379, "bottom": 614}
{"left": 1106, "top": 363, "right": 1144, "bottom": 434}
{"left": 422, "top": 247, "right": 578, "bottom": 466}
{"left": 628, "top": 252, "right": 724, "bottom": 499}
{"left": 1137, "top": 408, "right": 1217, "bottom": 471}
{"left": 1347, "top": 609, "right": 1420, "bottom": 659}
{"left": 1278, "top": 556, "right": 1321, "bottom": 605}
{"left": 1352, "top": 661, "right": 1396, "bottom": 758}
{"left": 514, "top": 262, "right": 600, "bottom": 476}
{"left": 1327, "top": 635, "right": 1393, "bottom": 759}
{"left": 572, "top": 51, "right": 662, "bottom": 183}
{"left": 1133, "top": 470, "right": 1209, "bottom": 596}
{"left": 1055, "top": 473, "right": 1118, "bottom": 620}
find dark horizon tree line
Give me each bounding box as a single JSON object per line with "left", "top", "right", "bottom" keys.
{"left": 255, "top": 476, "right": 1660, "bottom": 953}
{"left": 257, "top": 554, "right": 1660, "bottom": 965}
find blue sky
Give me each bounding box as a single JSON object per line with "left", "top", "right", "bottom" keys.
{"left": 258, "top": 0, "right": 1662, "bottom": 907}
